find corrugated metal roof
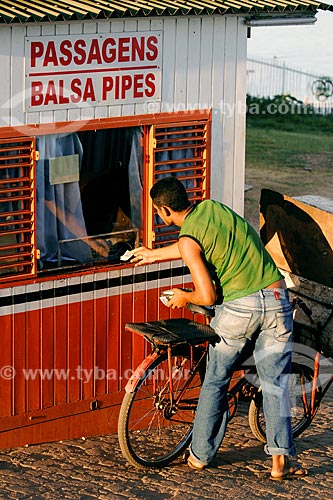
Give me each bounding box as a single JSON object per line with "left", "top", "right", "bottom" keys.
{"left": 0, "top": 0, "right": 331, "bottom": 24}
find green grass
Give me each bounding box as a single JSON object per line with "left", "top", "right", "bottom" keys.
{"left": 246, "top": 113, "right": 333, "bottom": 135}
{"left": 246, "top": 126, "right": 333, "bottom": 171}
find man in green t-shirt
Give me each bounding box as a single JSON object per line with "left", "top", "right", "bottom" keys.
{"left": 131, "top": 176, "right": 307, "bottom": 480}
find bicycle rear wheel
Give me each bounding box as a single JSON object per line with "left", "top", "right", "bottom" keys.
{"left": 118, "top": 346, "right": 205, "bottom": 469}
{"left": 248, "top": 362, "right": 321, "bottom": 443}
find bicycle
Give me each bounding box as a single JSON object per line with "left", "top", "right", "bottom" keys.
{"left": 118, "top": 299, "right": 324, "bottom": 469}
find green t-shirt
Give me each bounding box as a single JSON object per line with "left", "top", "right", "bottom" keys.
{"left": 179, "top": 200, "right": 282, "bottom": 302}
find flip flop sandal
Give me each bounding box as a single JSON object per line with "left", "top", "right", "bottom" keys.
{"left": 187, "top": 455, "right": 206, "bottom": 470}
{"left": 270, "top": 468, "right": 309, "bottom": 481}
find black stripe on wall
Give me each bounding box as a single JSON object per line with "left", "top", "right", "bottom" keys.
{"left": 0, "top": 267, "right": 191, "bottom": 308}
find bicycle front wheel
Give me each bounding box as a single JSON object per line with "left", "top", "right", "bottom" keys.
{"left": 118, "top": 346, "right": 205, "bottom": 469}
{"left": 248, "top": 362, "right": 320, "bottom": 443}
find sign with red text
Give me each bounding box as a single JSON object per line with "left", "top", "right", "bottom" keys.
{"left": 25, "top": 32, "right": 162, "bottom": 111}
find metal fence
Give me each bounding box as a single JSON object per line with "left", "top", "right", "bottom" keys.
{"left": 247, "top": 56, "right": 333, "bottom": 113}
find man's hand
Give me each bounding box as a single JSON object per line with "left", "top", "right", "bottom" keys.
{"left": 131, "top": 246, "right": 156, "bottom": 266}
{"left": 131, "top": 242, "right": 182, "bottom": 266}
{"left": 165, "top": 288, "right": 191, "bottom": 309}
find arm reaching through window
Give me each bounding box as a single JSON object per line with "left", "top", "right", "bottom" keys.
{"left": 131, "top": 242, "right": 181, "bottom": 266}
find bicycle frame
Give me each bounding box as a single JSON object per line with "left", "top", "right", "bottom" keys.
{"left": 124, "top": 331, "right": 257, "bottom": 423}
{"left": 307, "top": 351, "right": 333, "bottom": 418}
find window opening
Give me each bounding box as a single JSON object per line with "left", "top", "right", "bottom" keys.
{"left": 36, "top": 127, "right": 143, "bottom": 271}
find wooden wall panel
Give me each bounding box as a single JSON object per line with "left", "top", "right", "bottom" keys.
{"left": 12, "top": 287, "right": 27, "bottom": 416}
{"left": 67, "top": 276, "right": 82, "bottom": 404}
{"left": 232, "top": 18, "right": 248, "bottom": 216}
{"left": 119, "top": 268, "right": 134, "bottom": 391}
{"left": 40, "top": 281, "right": 55, "bottom": 409}
{"left": 81, "top": 275, "right": 94, "bottom": 402}
{"left": 0, "top": 24, "right": 11, "bottom": 129}
{"left": 107, "top": 295, "right": 121, "bottom": 394}
{"left": 0, "top": 312, "right": 13, "bottom": 417}
{"left": 131, "top": 268, "right": 146, "bottom": 380}
{"left": 26, "top": 307, "right": 41, "bottom": 413}
{"left": 94, "top": 274, "right": 108, "bottom": 397}
{"left": 54, "top": 302, "right": 68, "bottom": 406}
{"left": 210, "top": 16, "right": 226, "bottom": 203}
{"left": 106, "top": 269, "right": 121, "bottom": 395}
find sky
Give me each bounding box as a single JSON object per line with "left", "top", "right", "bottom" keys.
{"left": 247, "top": 7, "right": 333, "bottom": 77}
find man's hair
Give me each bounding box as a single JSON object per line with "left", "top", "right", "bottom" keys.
{"left": 150, "top": 176, "right": 190, "bottom": 212}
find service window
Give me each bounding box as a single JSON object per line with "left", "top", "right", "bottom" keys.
{"left": 35, "top": 127, "right": 142, "bottom": 270}
{"left": 0, "top": 112, "right": 210, "bottom": 280}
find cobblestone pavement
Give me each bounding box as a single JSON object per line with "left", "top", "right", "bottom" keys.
{"left": 0, "top": 387, "right": 332, "bottom": 500}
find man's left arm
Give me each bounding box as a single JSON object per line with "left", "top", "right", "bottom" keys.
{"left": 167, "top": 237, "right": 216, "bottom": 309}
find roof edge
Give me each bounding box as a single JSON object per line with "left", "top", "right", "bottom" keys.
{"left": 0, "top": 2, "right": 331, "bottom": 26}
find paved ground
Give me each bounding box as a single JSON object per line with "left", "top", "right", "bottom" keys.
{"left": 0, "top": 387, "right": 332, "bottom": 500}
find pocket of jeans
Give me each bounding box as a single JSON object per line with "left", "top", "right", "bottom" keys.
{"left": 212, "top": 307, "right": 253, "bottom": 340}
{"left": 274, "top": 311, "right": 293, "bottom": 342}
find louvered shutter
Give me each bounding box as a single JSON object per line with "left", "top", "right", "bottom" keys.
{"left": 146, "top": 119, "right": 210, "bottom": 248}
{"left": 0, "top": 137, "right": 37, "bottom": 282}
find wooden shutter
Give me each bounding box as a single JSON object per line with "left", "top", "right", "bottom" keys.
{"left": 146, "top": 117, "right": 210, "bottom": 248}
{"left": 0, "top": 137, "right": 37, "bottom": 282}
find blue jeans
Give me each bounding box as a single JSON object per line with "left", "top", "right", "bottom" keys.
{"left": 190, "top": 288, "right": 296, "bottom": 465}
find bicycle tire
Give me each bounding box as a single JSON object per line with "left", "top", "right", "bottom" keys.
{"left": 118, "top": 346, "right": 206, "bottom": 469}
{"left": 248, "top": 362, "right": 321, "bottom": 443}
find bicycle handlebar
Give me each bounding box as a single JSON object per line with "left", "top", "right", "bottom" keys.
{"left": 292, "top": 297, "right": 315, "bottom": 324}
{"left": 186, "top": 303, "right": 215, "bottom": 318}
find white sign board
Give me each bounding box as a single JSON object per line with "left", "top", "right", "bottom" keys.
{"left": 25, "top": 32, "right": 162, "bottom": 111}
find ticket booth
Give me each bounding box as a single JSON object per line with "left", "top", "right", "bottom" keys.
{"left": 0, "top": 0, "right": 328, "bottom": 448}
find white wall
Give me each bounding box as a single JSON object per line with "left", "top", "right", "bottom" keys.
{"left": 0, "top": 15, "right": 247, "bottom": 213}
